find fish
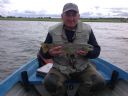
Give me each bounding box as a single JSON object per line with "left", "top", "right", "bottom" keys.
{"left": 41, "top": 43, "right": 93, "bottom": 55}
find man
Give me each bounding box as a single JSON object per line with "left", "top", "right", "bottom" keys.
{"left": 38, "top": 3, "right": 105, "bottom": 96}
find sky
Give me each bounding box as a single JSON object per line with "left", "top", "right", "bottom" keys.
{"left": 0, "top": 0, "right": 128, "bottom": 18}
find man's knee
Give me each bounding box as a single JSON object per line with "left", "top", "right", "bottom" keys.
{"left": 44, "top": 73, "right": 59, "bottom": 93}
{"left": 90, "top": 74, "right": 106, "bottom": 91}
{"left": 44, "top": 73, "right": 66, "bottom": 95}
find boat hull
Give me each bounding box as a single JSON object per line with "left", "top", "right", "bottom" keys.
{"left": 0, "top": 58, "right": 128, "bottom": 96}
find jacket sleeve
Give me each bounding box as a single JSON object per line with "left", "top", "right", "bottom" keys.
{"left": 37, "top": 33, "right": 53, "bottom": 66}
{"left": 85, "top": 30, "right": 101, "bottom": 59}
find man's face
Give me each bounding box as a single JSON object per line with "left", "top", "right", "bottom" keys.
{"left": 61, "top": 10, "right": 80, "bottom": 28}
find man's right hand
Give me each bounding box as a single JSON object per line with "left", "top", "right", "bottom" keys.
{"left": 48, "top": 46, "right": 63, "bottom": 56}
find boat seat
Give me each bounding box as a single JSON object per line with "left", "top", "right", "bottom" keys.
{"left": 29, "top": 72, "right": 44, "bottom": 84}
{"left": 98, "top": 70, "right": 110, "bottom": 82}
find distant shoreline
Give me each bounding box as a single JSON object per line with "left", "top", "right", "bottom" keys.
{"left": 0, "top": 17, "right": 128, "bottom": 23}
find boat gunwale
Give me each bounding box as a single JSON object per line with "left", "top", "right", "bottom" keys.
{"left": 0, "top": 58, "right": 39, "bottom": 96}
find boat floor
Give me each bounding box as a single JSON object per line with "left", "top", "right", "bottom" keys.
{"left": 6, "top": 80, "right": 128, "bottom": 96}
{"left": 34, "top": 79, "right": 128, "bottom": 96}
{"left": 6, "top": 82, "right": 40, "bottom": 96}
{"left": 95, "top": 80, "right": 128, "bottom": 96}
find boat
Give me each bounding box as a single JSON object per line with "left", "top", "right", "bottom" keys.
{"left": 0, "top": 58, "right": 128, "bottom": 96}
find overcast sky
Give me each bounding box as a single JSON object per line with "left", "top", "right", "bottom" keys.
{"left": 0, "top": 0, "right": 128, "bottom": 18}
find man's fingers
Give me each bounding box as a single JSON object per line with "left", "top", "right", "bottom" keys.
{"left": 76, "top": 50, "right": 88, "bottom": 55}
{"left": 49, "top": 46, "right": 63, "bottom": 56}
{"left": 53, "top": 46, "right": 63, "bottom": 50}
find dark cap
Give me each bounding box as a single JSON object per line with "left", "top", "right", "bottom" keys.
{"left": 63, "top": 3, "right": 79, "bottom": 13}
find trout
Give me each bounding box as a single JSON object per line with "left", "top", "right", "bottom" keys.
{"left": 41, "top": 43, "right": 93, "bottom": 55}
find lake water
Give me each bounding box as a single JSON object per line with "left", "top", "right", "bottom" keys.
{"left": 0, "top": 20, "right": 128, "bottom": 81}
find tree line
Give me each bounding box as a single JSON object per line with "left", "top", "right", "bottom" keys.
{"left": 0, "top": 15, "right": 128, "bottom": 22}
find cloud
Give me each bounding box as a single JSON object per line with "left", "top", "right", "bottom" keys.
{"left": 81, "top": 12, "right": 94, "bottom": 18}
{"left": 94, "top": 6, "right": 100, "bottom": 10}
{"left": 0, "top": 0, "right": 10, "bottom": 4}
{"left": 107, "top": 8, "right": 128, "bottom": 17}
{"left": 0, "top": 0, "right": 128, "bottom": 18}
{"left": 2, "top": 9, "right": 60, "bottom": 18}
{"left": 0, "top": 0, "right": 8, "bottom": 8}
{"left": 0, "top": 0, "right": 10, "bottom": 15}
{"left": 8, "top": 10, "right": 43, "bottom": 17}
{"left": 109, "top": 8, "right": 128, "bottom": 13}
{"left": 114, "top": 12, "right": 128, "bottom": 17}
{"left": 81, "top": 11, "right": 109, "bottom": 18}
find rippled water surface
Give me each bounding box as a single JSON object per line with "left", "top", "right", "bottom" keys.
{"left": 0, "top": 20, "right": 128, "bottom": 81}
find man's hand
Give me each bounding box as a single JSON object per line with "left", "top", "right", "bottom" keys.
{"left": 49, "top": 46, "right": 64, "bottom": 56}
{"left": 76, "top": 50, "right": 88, "bottom": 56}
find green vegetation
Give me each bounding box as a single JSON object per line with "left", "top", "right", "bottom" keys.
{"left": 0, "top": 15, "right": 128, "bottom": 23}
{"left": 80, "top": 18, "right": 128, "bottom": 23}
{"left": 0, "top": 16, "right": 62, "bottom": 22}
